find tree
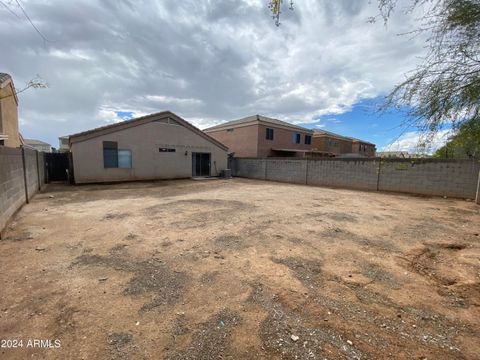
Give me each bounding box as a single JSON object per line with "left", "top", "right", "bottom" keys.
{"left": 433, "top": 118, "right": 480, "bottom": 158}
{"left": 268, "top": 0, "right": 294, "bottom": 26}
{"left": 375, "top": 0, "right": 480, "bottom": 136}
{"left": 0, "top": 76, "right": 48, "bottom": 101}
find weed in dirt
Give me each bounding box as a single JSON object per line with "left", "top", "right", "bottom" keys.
{"left": 165, "top": 310, "right": 240, "bottom": 360}
{"left": 110, "top": 244, "right": 128, "bottom": 254}
{"left": 107, "top": 332, "right": 134, "bottom": 359}
{"left": 71, "top": 254, "right": 188, "bottom": 312}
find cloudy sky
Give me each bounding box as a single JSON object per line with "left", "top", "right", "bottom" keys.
{"left": 1, "top": 0, "right": 445, "bottom": 152}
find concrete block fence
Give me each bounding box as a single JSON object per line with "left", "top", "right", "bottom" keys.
{"left": 0, "top": 146, "right": 46, "bottom": 236}
{"left": 233, "top": 157, "right": 480, "bottom": 202}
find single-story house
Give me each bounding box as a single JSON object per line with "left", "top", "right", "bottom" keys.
{"left": 69, "top": 111, "right": 228, "bottom": 184}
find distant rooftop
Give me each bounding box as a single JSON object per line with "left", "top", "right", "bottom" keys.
{"left": 204, "top": 115, "right": 313, "bottom": 133}
{"left": 0, "top": 73, "right": 11, "bottom": 85}
{"left": 24, "top": 139, "right": 51, "bottom": 146}
{"left": 314, "top": 129, "right": 375, "bottom": 146}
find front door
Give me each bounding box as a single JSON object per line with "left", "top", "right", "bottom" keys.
{"left": 192, "top": 152, "right": 211, "bottom": 177}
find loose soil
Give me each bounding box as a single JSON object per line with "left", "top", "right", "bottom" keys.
{"left": 0, "top": 178, "right": 479, "bottom": 359}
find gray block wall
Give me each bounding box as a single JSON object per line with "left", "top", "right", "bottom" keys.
{"left": 1, "top": 147, "right": 46, "bottom": 235}
{"left": 0, "top": 147, "right": 27, "bottom": 233}
{"left": 24, "top": 148, "right": 40, "bottom": 199}
{"left": 266, "top": 159, "right": 307, "bottom": 184}
{"left": 233, "top": 157, "right": 480, "bottom": 200}
{"left": 378, "top": 159, "right": 480, "bottom": 198}
{"left": 235, "top": 158, "right": 266, "bottom": 179}
{"left": 307, "top": 159, "right": 379, "bottom": 191}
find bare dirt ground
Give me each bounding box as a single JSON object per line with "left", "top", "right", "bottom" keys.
{"left": 0, "top": 178, "right": 479, "bottom": 359}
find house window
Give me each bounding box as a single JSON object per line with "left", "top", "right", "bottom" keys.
{"left": 305, "top": 135, "right": 311, "bottom": 145}
{"left": 103, "top": 141, "right": 132, "bottom": 168}
{"left": 159, "top": 148, "right": 176, "bottom": 152}
{"left": 0, "top": 140, "right": 4, "bottom": 146}
{"left": 266, "top": 128, "right": 274, "bottom": 140}
{"left": 293, "top": 133, "right": 301, "bottom": 144}
{"left": 103, "top": 141, "right": 118, "bottom": 168}
{"left": 118, "top": 150, "right": 132, "bottom": 168}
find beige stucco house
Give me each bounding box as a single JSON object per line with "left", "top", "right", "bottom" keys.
{"left": 69, "top": 111, "right": 228, "bottom": 184}
{"left": 204, "top": 115, "right": 315, "bottom": 158}
{"left": 0, "top": 73, "right": 22, "bottom": 147}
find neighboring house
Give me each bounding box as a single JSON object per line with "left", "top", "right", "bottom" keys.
{"left": 24, "top": 139, "right": 52, "bottom": 153}
{"left": 204, "top": 115, "right": 315, "bottom": 158}
{"left": 312, "top": 130, "right": 376, "bottom": 158}
{"left": 69, "top": 111, "right": 228, "bottom": 184}
{"left": 0, "top": 73, "right": 22, "bottom": 147}
{"left": 58, "top": 136, "right": 70, "bottom": 152}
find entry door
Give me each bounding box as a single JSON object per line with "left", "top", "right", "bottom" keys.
{"left": 192, "top": 152, "right": 211, "bottom": 177}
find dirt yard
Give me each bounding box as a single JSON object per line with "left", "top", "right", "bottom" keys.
{"left": 0, "top": 178, "right": 479, "bottom": 359}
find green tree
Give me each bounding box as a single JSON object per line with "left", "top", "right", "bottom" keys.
{"left": 375, "top": 0, "right": 480, "bottom": 135}
{"left": 433, "top": 119, "right": 480, "bottom": 158}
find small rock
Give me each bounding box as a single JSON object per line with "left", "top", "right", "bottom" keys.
{"left": 136, "top": 321, "right": 140, "bottom": 326}
{"left": 48, "top": 195, "right": 55, "bottom": 198}
{"left": 98, "top": 277, "right": 108, "bottom": 282}
{"left": 347, "top": 340, "right": 353, "bottom": 346}
{"left": 291, "top": 335, "right": 299, "bottom": 342}
{"left": 35, "top": 247, "right": 46, "bottom": 251}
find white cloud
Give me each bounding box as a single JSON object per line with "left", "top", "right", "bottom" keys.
{"left": 0, "top": 0, "right": 427, "bottom": 145}
{"left": 382, "top": 129, "right": 453, "bottom": 154}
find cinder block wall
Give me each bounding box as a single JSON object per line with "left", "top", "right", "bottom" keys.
{"left": 307, "top": 159, "right": 379, "bottom": 190}
{"left": 24, "top": 148, "right": 40, "bottom": 199}
{"left": 235, "top": 158, "right": 266, "bottom": 179}
{"left": 266, "top": 159, "right": 307, "bottom": 184}
{"left": 379, "top": 159, "right": 480, "bottom": 198}
{"left": 0, "top": 147, "right": 27, "bottom": 233}
{"left": 0, "top": 147, "right": 46, "bottom": 235}
{"left": 233, "top": 157, "right": 480, "bottom": 200}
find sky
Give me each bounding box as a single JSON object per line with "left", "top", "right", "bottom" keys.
{"left": 0, "top": 0, "right": 449, "bottom": 153}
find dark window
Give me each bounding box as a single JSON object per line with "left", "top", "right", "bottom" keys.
{"left": 0, "top": 140, "right": 4, "bottom": 146}
{"left": 293, "top": 133, "right": 301, "bottom": 144}
{"left": 103, "top": 141, "right": 118, "bottom": 168}
{"left": 159, "top": 148, "right": 176, "bottom": 152}
{"left": 266, "top": 128, "right": 274, "bottom": 140}
{"left": 305, "top": 135, "right": 312, "bottom": 145}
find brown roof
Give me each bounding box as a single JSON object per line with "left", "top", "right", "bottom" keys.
{"left": 313, "top": 129, "right": 375, "bottom": 146}
{"left": 0, "top": 72, "right": 18, "bottom": 104}
{"left": 204, "top": 115, "right": 313, "bottom": 133}
{"left": 69, "top": 111, "right": 228, "bottom": 151}
{"left": 0, "top": 73, "right": 11, "bottom": 85}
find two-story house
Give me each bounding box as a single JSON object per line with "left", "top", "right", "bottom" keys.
{"left": 312, "top": 130, "right": 376, "bottom": 157}
{"left": 204, "top": 115, "right": 314, "bottom": 158}
{"left": 0, "top": 73, "right": 22, "bottom": 147}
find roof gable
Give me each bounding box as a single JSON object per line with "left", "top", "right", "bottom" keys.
{"left": 204, "top": 114, "right": 313, "bottom": 133}
{"left": 69, "top": 111, "right": 228, "bottom": 151}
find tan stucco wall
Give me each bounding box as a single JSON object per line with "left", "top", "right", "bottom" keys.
{"left": 71, "top": 121, "right": 228, "bottom": 184}
{"left": 205, "top": 124, "right": 258, "bottom": 157}
{"left": 0, "top": 83, "right": 21, "bottom": 148}
{"left": 257, "top": 124, "right": 312, "bottom": 157}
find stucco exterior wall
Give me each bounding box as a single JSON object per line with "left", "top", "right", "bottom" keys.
{"left": 0, "top": 83, "right": 21, "bottom": 148}
{"left": 71, "top": 121, "right": 228, "bottom": 184}
{"left": 257, "top": 124, "right": 312, "bottom": 157}
{"left": 206, "top": 124, "right": 258, "bottom": 157}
